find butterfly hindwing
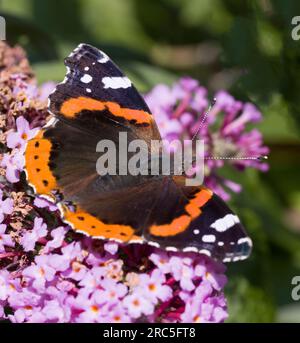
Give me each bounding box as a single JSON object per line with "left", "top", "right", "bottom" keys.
{"left": 142, "top": 176, "right": 252, "bottom": 262}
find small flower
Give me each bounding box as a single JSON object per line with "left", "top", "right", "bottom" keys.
{"left": 149, "top": 251, "right": 172, "bottom": 274}
{"left": 137, "top": 269, "right": 172, "bottom": 304}
{"left": 1, "top": 150, "right": 25, "bottom": 183}
{"left": 44, "top": 226, "right": 67, "bottom": 252}
{"left": 94, "top": 279, "right": 127, "bottom": 305}
{"left": 0, "top": 224, "right": 15, "bottom": 252}
{"left": 20, "top": 217, "right": 47, "bottom": 251}
{"left": 106, "top": 305, "right": 131, "bottom": 323}
{"left": 6, "top": 116, "right": 38, "bottom": 151}
{"left": 22, "top": 255, "right": 56, "bottom": 290}
{"left": 195, "top": 259, "right": 227, "bottom": 291}
{"left": 34, "top": 197, "right": 57, "bottom": 211}
{"left": 104, "top": 241, "right": 118, "bottom": 255}
{"left": 0, "top": 191, "right": 13, "bottom": 223}
{"left": 169, "top": 256, "right": 195, "bottom": 291}
{"left": 123, "top": 293, "right": 154, "bottom": 319}
{"left": 41, "top": 299, "right": 70, "bottom": 323}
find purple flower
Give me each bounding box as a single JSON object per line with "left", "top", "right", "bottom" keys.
{"left": 104, "top": 241, "right": 119, "bottom": 255}
{"left": 23, "top": 255, "right": 56, "bottom": 290}
{"left": 195, "top": 259, "right": 227, "bottom": 291}
{"left": 41, "top": 299, "right": 71, "bottom": 323}
{"left": 144, "top": 79, "right": 269, "bottom": 200}
{"left": 0, "top": 224, "right": 15, "bottom": 252}
{"left": 20, "top": 217, "right": 47, "bottom": 251}
{"left": 0, "top": 191, "right": 13, "bottom": 223}
{"left": 137, "top": 269, "right": 172, "bottom": 304}
{"left": 38, "top": 82, "right": 56, "bottom": 102}
{"left": 149, "top": 251, "right": 172, "bottom": 274}
{"left": 44, "top": 226, "right": 67, "bottom": 252}
{"left": 123, "top": 293, "right": 154, "bottom": 319}
{"left": 1, "top": 150, "right": 25, "bottom": 183}
{"left": 34, "top": 197, "right": 58, "bottom": 211}
{"left": 106, "top": 305, "right": 131, "bottom": 323}
{"left": 93, "top": 279, "right": 127, "bottom": 305}
{"left": 169, "top": 256, "right": 195, "bottom": 291}
{"left": 6, "top": 116, "right": 38, "bottom": 151}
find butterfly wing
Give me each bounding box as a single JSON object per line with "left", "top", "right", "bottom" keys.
{"left": 143, "top": 176, "right": 252, "bottom": 262}
{"left": 25, "top": 43, "right": 161, "bottom": 201}
{"left": 48, "top": 43, "right": 161, "bottom": 143}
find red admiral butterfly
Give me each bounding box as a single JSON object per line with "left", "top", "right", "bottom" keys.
{"left": 24, "top": 43, "right": 252, "bottom": 262}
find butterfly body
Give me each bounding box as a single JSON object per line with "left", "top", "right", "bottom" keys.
{"left": 24, "top": 43, "right": 252, "bottom": 262}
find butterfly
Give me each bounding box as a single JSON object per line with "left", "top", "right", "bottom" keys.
{"left": 24, "top": 43, "right": 252, "bottom": 262}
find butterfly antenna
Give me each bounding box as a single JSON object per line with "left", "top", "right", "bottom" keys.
{"left": 191, "top": 97, "right": 216, "bottom": 141}
{"left": 204, "top": 155, "right": 269, "bottom": 161}
{"left": 190, "top": 98, "right": 269, "bottom": 164}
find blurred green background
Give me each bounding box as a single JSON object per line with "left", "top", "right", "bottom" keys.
{"left": 1, "top": 0, "right": 300, "bottom": 323}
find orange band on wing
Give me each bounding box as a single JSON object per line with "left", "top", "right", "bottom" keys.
{"left": 185, "top": 188, "right": 213, "bottom": 219}
{"left": 150, "top": 215, "right": 191, "bottom": 237}
{"left": 24, "top": 130, "right": 58, "bottom": 198}
{"left": 149, "top": 188, "right": 213, "bottom": 237}
{"left": 61, "top": 205, "right": 139, "bottom": 242}
{"left": 60, "top": 97, "right": 151, "bottom": 124}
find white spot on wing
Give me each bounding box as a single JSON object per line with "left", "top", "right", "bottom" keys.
{"left": 102, "top": 76, "right": 131, "bottom": 89}
{"left": 80, "top": 74, "right": 92, "bottom": 83}
{"left": 199, "top": 249, "right": 211, "bottom": 256}
{"left": 183, "top": 247, "right": 198, "bottom": 253}
{"left": 223, "top": 257, "right": 231, "bottom": 263}
{"left": 98, "top": 52, "right": 109, "bottom": 63}
{"left": 193, "top": 229, "right": 200, "bottom": 235}
{"left": 84, "top": 66, "right": 89, "bottom": 71}
{"left": 210, "top": 214, "right": 240, "bottom": 232}
{"left": 202, "top": 234, "right": 216, "bottom": 243}
{"left": 165, "top": 246, "right": 178, "bottom": 252}
{"left": 86, "top": 88, "right": 91, "bottom": 93}
{"left": 148, "top": 241, "right": 160, "bottom": 248}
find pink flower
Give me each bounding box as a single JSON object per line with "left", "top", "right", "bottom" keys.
{"left": 94, "top": 279, "right": 127, "bottom": 305}
{"left": 44, "top": 226, "right": 67, "bottom": 252}
{"left": 20, "top": 217, "right": 47, "bottom": 251}
{"left": 71, "top": 294, "right": 109, "bottom": 323}
{"left": 123, "top": 293, "right": 154, "bottom": 319}
{"left": 6, "top": 116, "right": 38, "bottom": 151}
{"left": 1, "top": 150, "right": 25, "bottom": 183}
{"left": 0, "top": 224, "right": 15, "bottom": 252}
{"left": 0, "top": 192, "right": 13, "bottom": 223}
{"left": 137, "top": 269, "right": 172, "bottom": 304}
{"left": 106, "top": 305, "right": 131, "bottom": 323}
{"left": 62, "top": 261, "right": 87, "bottom": 281}
{"left": 195, "top": 260, "right": 227, "bottom": 291}
{"left": 41, "top": 299, "right": 71, "bottom": 323}
{"left": 23, "top": 255, "right": 56, "bottom": 290}
{"left": 145, "top": 79, "right": 269, "bottom": 200}
{"left": 104, "top": 241, "right": 119, "bottom": 255}
{"left": 0, "top": 270, "right": 11, "bottom": 301}
{"left": 149, "top": 251, "right": 172, "bottom": 274}
{"left": 34, "top": 197, "right": 57, "bottom": 211}
{"left": 169, "top": 256, "right": 195, "bottom": 291}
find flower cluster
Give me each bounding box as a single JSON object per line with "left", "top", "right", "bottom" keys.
{"left": 145, "top": 78, "right": 269, "bottom": 200}
{"left": 0, "top": 42, "right": 268, "bottom": 323}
